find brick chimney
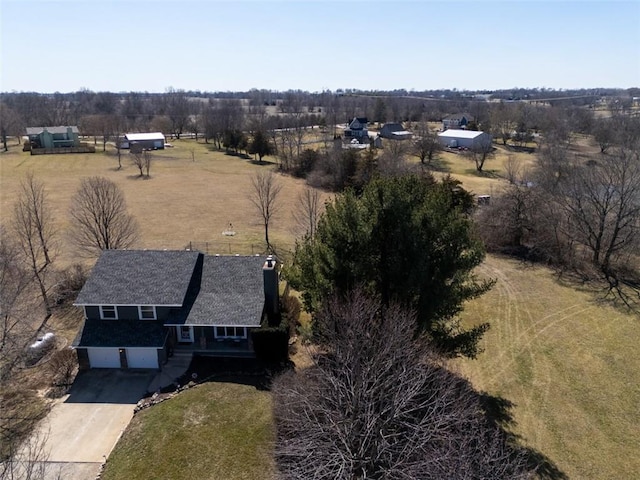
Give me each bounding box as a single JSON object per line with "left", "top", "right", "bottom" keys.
{"left": 263, "top": 255, "right": 279, "bottom": 320}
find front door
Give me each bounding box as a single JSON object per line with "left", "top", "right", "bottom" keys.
{"left": 178, "top": 325, "right": 193, "bottom": 343}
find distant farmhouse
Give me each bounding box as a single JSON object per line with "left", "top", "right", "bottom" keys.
{"left": 120, "top": 132, "right": 166, "bottom": 150}
{"left": 437, "top": 130, "right": 492, "bottom": 149}
{"left": 379, "top": 123, "right": 413, "bottom": 140}
{"left": 24, "top": 126, "right": 95, "bottom": 155}
{"left": 442, "top": 113, "right": 475, "bottom": 130}
{"left": 343, "top": 117, "right": 369, "bottom": 142}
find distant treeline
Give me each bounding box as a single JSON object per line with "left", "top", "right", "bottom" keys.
{"left": 1, "top": 87, "right": 638, "bottom": 152}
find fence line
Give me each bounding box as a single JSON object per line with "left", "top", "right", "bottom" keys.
{"left": 185, "top": 241, "right": 266, "bottom": 255}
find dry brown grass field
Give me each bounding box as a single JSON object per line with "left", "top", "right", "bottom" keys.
{"left": 0, "top": 139, "right": 330, "bottom": 266}
{"left": 2, "top": 136, "right": 638, "bottom": 478}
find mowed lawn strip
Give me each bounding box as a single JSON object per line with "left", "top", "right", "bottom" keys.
{"left": 455, "top": 255, "right": 640, "bottom": 479}
{"left": 100, "top": 382, "right": 275, "bottom": 480}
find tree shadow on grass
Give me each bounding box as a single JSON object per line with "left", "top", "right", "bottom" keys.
{"left": 463, "top": 168, "right": 502, "bottom": 178}
{"left": 172, "top": 355, "right": 294, "bottom": 393}
{"left": 125, "top": 174, "right": 151, "bottom": 180}
{"left": 479, "top": 392, "right": 568, "bottom": 480}
{"left": 249, "top": 159, "right": 278, "bottom": 167}
{"left": 551, "top": 266, "right": 640, "bottom": 315}
{"left": 223, "top": 151, "right": 252, "bottom": 160}
{"left": 423, "top": 158, "right": 451, "bottom": 173}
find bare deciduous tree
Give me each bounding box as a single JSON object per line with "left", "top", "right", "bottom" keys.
{"left": 0, "top": 103, "right": 23, "bottom": 152}
{"left": 130, "top": 146, "right": 152, "bottom": 177}
{"left": 69, "top": 177, "right": 139, "bottom": 255}
{"left": 80, "top": 114, "right": 118, "bottom": 152}
{"left": 490, "top": 103, "right": 518, "bottom": 146}
{"left": 378, "top": 140, "right": 410, "bottom": 177}
{"left": 556, "top": 149, "right": 640, "bottom": 279}
{"left": 292, "top": 187, "right": 323, "bottom": 238}
{"left": 467, "top": 135, "right": 495, "bottom": 172}
{"left": 273, "top": 292, "right": 534, "bottom": 479}
{"left": 249, "top": 171, "right": 282, "bottom": 251}
{"left": 0, "top": 230, "right": 35, "bottom": 381}
{"left": 12, "top": 173, "right": 55, "bottom": 317}
{"left": 48, "top": 348, "right": 78, "bottom": 394}
{"left": 412, "top": 122, "right": 441, "bottom": 165}
{"left": 164, "top": 87, "right": 191, "bottom": 139}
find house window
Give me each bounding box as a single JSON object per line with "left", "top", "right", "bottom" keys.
{"left": 215, "top": 326, "right": 246, "bottom": 339}
{"left": 138, "top": 306, "right": 156, "bottom": 320}
{"left": 180, "top": 326, "right": 192, "bottom": 341}
{"left": 100, "top": 305, "right": 117, "bottom": 320}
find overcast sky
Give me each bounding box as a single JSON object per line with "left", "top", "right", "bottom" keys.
{"left": 2, "top": 0, "right": 639, "bottom": 93}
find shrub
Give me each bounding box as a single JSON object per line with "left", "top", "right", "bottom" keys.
{"left": 252, "top": 293, "right": 300, "bottom": 362}
{"left": 280, "top": 293, "right": 301, "bottom": 337}
{"left": 48, "top": 347, "right": 78, "bottom": 390}
{"left": 52, "top": 263, "right": 87, "bottom": 306}
{"left": 251, "top": 328, "right": 289, "bottom": 362}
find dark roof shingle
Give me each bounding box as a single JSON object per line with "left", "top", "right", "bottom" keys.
{"left": 26, "top": 126, "right": 79, "bottom": 135}
{"left": 72, "top": 319, "right": 168, "bottom": 348}
{"left": 75, "top": 250, "right": 200, "bottom": 306}
{"left": 167, "top": 255, "right": 267, "bottom": 327}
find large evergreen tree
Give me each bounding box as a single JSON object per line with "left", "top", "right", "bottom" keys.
{"left": 248, "top": 129, "right": 273, "bottom": 163}
{"left": 289, "top": 173, "right": 493, "bottom": 357}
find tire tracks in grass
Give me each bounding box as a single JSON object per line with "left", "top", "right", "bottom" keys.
{"left": 477, "top": 260, "right": 595, "bottom": 441}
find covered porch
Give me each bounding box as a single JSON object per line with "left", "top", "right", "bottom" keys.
{"left": 169, "top": 325, "right": 255, "bottom": 358}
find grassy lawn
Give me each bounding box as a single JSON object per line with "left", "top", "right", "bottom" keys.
{"left": 455, "top": 255, "right": 640, "bottom": 479}
{"left": 425, "top": 143, "right": 538, "bottom": 196}
{"left": 101, "top": 382, "right": 275, "bottom": 480}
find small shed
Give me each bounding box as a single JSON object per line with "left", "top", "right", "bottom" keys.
{"left": 122, "top": 132, "right": 166, "bottom": 150}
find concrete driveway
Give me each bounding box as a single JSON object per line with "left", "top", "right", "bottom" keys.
{"left": 34, "top": 369, "right": 154, "bottom": 479}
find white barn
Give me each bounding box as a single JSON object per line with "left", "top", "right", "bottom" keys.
{"left": 437, "top": 130, "right": 491, "bottom": 149}
{"left": 121, "top": 132, "right": 166, "bottom": 150}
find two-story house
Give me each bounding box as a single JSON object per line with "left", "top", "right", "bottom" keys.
{"left": 72, "top": 250, "right": 278, "bottom": 369}
{"left": 442, "top": 113, "right": 475, "bottom": 130}
{"left": 26, "top": 126, "right": 80, "bottom": 149}
{"left": 343, "top": 117, "right": 369, "bottom": 141}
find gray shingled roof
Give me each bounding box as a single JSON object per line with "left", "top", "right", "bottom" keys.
{"left": 443, "top": 113, "right": 474, "bottom": 121}
{"left": 75, "top": 250, "right": 200, "bottom": 306}
{"left": 26, "top": 126, "right": 79, "bottom": 135}
{"left": 73, "top": 318, "right": 168, "bottom": 348}
{"left": 167, "top": 255, "right": 267, "bottom": 327}
{"left": 382, "top": 123, "right": 403, "bottom": 132}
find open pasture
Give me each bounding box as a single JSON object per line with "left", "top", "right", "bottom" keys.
{"left": 1, "top": 139, "right": 325, "bottom": 265}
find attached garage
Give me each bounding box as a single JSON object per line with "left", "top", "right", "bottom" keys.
{"left": 126, "top": 348, "right": 159, "bottom": 369}
{"left": 87, "top": 348, "right": 121, "bottom": 368}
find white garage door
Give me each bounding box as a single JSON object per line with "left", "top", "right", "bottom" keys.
{"left": 87, "top": 348, "right": 121, "bottom": 368}
{"left": 126, "top": 348, "right": 159, "bottom": 369}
